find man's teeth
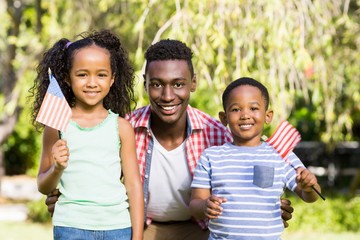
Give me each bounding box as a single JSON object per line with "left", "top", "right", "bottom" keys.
{"left": 162, "top": 106, "right": 176, "bottom": 110}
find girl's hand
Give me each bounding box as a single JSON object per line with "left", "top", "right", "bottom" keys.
{"left": 296, "top": 167, "right": 318, "bottom": 192}
{"left": 52, "top": 140, "right": 69, "bottom": 170}
{"left": 204, "top": 195, "right": 227, "bottom": 219}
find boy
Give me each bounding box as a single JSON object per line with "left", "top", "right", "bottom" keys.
{"left": 190, "top": 77, "right": 321, "bottom": 239}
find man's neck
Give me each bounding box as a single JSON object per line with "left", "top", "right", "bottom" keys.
{"left": 150, "top": 114, "right": 188, "bottom": 151}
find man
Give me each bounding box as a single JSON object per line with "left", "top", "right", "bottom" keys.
{"left": 46, "top": 39, "right": 294, "bottom": 240}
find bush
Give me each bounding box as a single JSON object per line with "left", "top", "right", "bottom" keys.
{"left": 284, "top": 192, "right": 360, "bottom": 233}
{"left": 27, "top": 197, "right": 51, "bottom": 223}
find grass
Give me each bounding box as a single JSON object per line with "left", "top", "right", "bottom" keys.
{"left": 0, "top": 221, "right": 52, "bottom": 240}
{"left": 1, "top": 183, "right": 359, "bottom": 240}
{"left": 0, "top": 221, "right": 359, "bottom": 240}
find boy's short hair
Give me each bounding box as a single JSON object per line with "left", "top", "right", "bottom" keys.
{"left": 144, "top": 39, "right": 194, "bottom": 77}
{"left": 222, "top": 77, "right": 270, "bottom": 110}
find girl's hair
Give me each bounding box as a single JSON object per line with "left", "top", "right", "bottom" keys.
{"left": 29, "top": 29, "right": 135, "bottom": 130}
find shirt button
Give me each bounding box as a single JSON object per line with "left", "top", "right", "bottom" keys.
{"left": 145, "top": 174, "right": 149, "bottom": 178}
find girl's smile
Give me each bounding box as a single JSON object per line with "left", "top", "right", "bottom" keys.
{"left": 69, "top": 45, "right": 114, "bottom": 110}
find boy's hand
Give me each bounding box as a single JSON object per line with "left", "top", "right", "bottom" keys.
{"left": 296, "top": 167, "right": 318, "bottom": 192}
{"left": 204, "top": 195, "right": 227, "bottom": 219}
{"left": 52, "top": 139, "right": 69, "bottom": 170}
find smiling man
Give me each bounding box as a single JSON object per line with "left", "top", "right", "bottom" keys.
{"left": 125, "top": 40, "right": 294, "bottom": 240}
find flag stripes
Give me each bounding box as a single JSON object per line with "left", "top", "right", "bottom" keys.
{"left": 36, "top": 69, "right": 72, "bottom": 132}
{"left": 266, "top": 121, "right": 301, "bottom": 159}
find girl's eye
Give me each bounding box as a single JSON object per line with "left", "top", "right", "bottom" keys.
{"left": 99, "top": 73, "right": 107, "bottom": 78}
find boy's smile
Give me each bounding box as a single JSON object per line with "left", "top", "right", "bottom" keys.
{"left": 224, "top": 84, "right": 273, "bottom": 147}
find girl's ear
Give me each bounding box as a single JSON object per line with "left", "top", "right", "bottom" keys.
{"left": 65, "top": 77, "right": 71, "bottom": 87}
{"left": 218, "top": 111, "right": 228, "bottom": 126}
{"left": 110, "top": 74, "right": 115, "bottom": 87}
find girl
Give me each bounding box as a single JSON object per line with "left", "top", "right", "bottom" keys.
{"left": 30, "top": 30, "right": 144, "bottom": 240}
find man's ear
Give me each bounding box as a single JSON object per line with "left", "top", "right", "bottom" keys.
{"left": 143, "top": 74, "right": 148, "bottom": 92}
{"left": 218, "top": 111, "right": 228, "bottom": 126}
{"left": 190, "top": 74, "right": 197, "bottom": 92}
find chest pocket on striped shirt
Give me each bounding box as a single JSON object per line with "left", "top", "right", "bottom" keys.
{"left": 253, "top": 165, "right": 274, "bottom": 188}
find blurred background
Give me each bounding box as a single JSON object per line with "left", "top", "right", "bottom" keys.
{"left": 0, "top": 0, "right": 359, "bottom": 239}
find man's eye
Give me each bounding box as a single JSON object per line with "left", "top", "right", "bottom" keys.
{"left": 151, "top": 83, "right": 162, "bottom": 88}
{"left": 174, "top": 83, "right": 184, "bottom": 88}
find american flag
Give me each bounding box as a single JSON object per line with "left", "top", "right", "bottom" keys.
{"left": 266, "top": 120, "right": 301, "bottom": 160}
{"left": 266, "top": 120, "right": 325, "bottom": 200}
{"left": 36, "top": 68, "right": 72, "bottom": 132}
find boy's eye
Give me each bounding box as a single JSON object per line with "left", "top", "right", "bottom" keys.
{"left": 250, "top": 107, "right": 259, "bottom": 111}
{"left": 231, "top": 108, "right": 240, "bottom": 112}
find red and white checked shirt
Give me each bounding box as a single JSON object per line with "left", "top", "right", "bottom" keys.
{"left": 125, "top": 105, "right": 233, "bottom": 181}
{"left": 126, "top": 105, "right": 232, "bottom": 229}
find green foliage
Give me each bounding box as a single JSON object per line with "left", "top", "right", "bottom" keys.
{"left": 25, "top": 191, "right": 360, "bottom": 233}
{"left": 3, "top": 105, "right": 41, "bottom": 176}
{"left": 1, "top": 0, "right": 360, "bottom": 175}
{"left": 284, "top": 193, "right": 360, "bottom": 233}
{"left": 27, "top": 197, "right": 51, "bottom": 223}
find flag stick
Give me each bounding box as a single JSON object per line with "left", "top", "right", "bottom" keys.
{"left": 265, "top": 121, "right": 326, "bottom": 201}
{"left": 288, "top": 163, "right": 325, "bottom": 200}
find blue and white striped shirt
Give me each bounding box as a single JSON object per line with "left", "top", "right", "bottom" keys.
{"left": 191, "top": 142, "right": 304, "bottom": 240}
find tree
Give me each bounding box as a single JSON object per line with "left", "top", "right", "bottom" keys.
{"left": 0, "top": 0, "right": 359, "bottom": 180}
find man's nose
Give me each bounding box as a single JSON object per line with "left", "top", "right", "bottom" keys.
{"left": 161, "top": 85, "right": 175, "bottom": 101}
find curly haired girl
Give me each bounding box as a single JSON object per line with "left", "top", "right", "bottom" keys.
{"left": 30, "top": 30, "right": 143, "bottom": 240}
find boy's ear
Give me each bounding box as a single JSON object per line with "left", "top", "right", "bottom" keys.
{"left": 265, "top": 109, "right": 274, "bottom": 124}
{"left": 218, "top": 111, "right": 228, "bottom": 126}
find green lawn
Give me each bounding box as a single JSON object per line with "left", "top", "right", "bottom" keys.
{"left": 0, "top": 221, "right": 52, "bottom": 240}
{"left": 0, "top": 221, "right": 359, "bottom": 240}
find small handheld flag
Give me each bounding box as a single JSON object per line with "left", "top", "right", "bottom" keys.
{"left": 36, "top": 68, "right": 72, "bottom": 136}
{"left": 266, "top": 120, "right": 325, "bottom": 200}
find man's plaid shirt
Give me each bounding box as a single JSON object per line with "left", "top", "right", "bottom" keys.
{"left": 125, "top": 105, "right": 233, "bottom": 181}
